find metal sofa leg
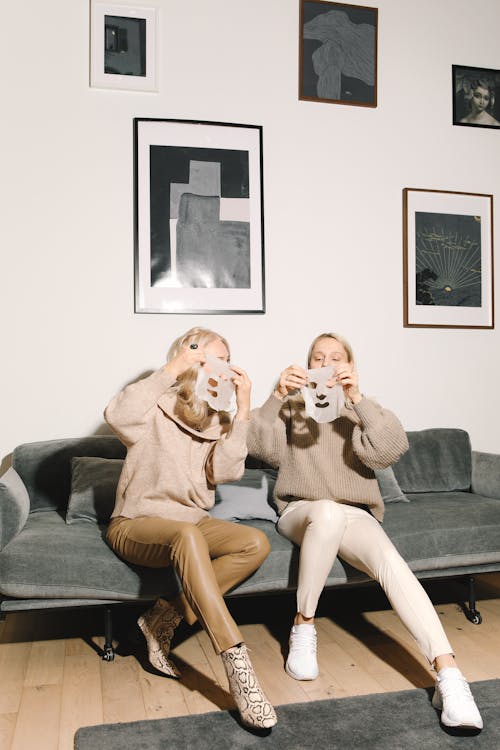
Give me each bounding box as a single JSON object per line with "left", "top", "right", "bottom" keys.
{"left": 463, "top": 576, "right": 482, "bottom": 624}
{"left": 103, "top": 605, "right": 115, "bottom": 661}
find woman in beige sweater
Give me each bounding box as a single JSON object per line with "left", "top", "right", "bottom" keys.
{"left": 104, "top": 327, "right": 276, "bottom": 730}
{"left": 248, "top": 332, "right": 482, "bottom": 731}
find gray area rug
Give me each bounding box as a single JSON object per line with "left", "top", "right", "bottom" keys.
{"left": 74, "top": 679, "right": 499, "bottom": 750}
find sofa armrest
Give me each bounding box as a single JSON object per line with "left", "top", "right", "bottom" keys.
{"left": 471, "top": 451, "right": 500, "bottom": 499}
{"left": 0, "top": 467, "right": 30, "bottom": 551}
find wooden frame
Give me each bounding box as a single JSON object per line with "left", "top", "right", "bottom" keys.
{"left": 299, "top": 0, "right": 378, "bottom": 108}
{"left": 403, "top": 188, "right": 494, "bottom": 329}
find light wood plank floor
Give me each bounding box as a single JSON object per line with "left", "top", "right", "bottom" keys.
{"left": 1, "top": 573, "right": 499, "bottom": 750}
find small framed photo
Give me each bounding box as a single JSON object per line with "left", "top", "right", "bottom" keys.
{"left": 90, "top": 2, "right": 158, "bottom": 91}
{"left": 403, "top": 188, "right": 494, "bottom": 329}
{"left": 134, "top": 118, "right": 265, "bottom": 314}
{"left": 452, "top": 65, "right": 500, "bottom": 129}
{"left": 299, "top": 1, "right": 378, "bottom": 108}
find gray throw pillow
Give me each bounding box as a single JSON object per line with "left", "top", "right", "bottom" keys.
{"left": 66, "top": 457, "right": 123, "bottom": 524}
{"left": 211, "top": 468, "right": 278, "bottom": 522}
{"left": 374, "top": 466, "right": 409, "bottom": 504}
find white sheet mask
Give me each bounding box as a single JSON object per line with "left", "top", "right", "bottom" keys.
{"left": 195, "top": 353, "right": 236, "bottom": 412}
{"left": 301, "top": 365, "right": 345, "bottom": 423}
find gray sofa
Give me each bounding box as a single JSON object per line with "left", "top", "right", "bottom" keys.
{"left": 1, "top": 428, "right": 500, "bottom": 660}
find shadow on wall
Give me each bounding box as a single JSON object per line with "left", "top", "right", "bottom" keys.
{"left": 0, "top": 370, "right": 155, "bottom": 478}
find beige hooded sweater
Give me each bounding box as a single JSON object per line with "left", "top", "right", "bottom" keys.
{"left": 104, "top": 368, "right": 249, "bottom": 524}
{"left": 247, "top": 393, "right": 409, "bottom": 522}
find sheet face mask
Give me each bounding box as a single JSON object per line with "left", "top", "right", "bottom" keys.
{"left": 195, "top": 353, "right": 236, "bottom": 412}
{"left": 301, "top": 365, "right": 345, "bottom": 423}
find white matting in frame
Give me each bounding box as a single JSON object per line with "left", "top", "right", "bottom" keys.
{"left": 134, "top": 118, "right": 265, "bottom": 314}
{"left": 90, "top": 2, "right": 158, "bottom": 92}
{"left": 403, "top": 188, "right": 494, "bottom": 329}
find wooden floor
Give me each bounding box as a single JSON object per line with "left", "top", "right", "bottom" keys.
{"left": 1, "top": 573, "right": 499, "bottom": 750}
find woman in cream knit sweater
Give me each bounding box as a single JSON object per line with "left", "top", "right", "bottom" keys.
{"left": 104, "top": 327, "right": 276, "bottom": 730}
{"left": 248, "top": 331, "right": 482, "bottom": 731}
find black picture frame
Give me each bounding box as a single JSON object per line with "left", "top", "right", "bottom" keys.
{"left": 134, "top": 118, "right": 265, "bottom": 314}
{"left": 299, "top": 0, "right": 378, "bottom": 108}
{"left": 452, "top": 65, "right": 500, "bottom": 129}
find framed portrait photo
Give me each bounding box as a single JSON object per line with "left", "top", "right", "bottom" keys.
{"left": 90, "top": 2, "right": 158, "bottom": 91}
{"left": 403, "top": 188, "right": 494, "bottom": 329}
{"left": 452, "top": 65, "right": 500, "bottom": 129}
{"left": 134, "top": 118, "right": 265, "bottom": 314}
{"left": 299, "top": 0, "right": 378, "bottom": 107}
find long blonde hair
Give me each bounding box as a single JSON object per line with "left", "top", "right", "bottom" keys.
{"left": 307, "top": 332, "right": 354, "bottom": 367}
{"left": 167, "top": 327, "right": 230, "bottom": 429}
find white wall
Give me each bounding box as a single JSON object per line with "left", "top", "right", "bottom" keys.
{"left": 1, "top": 0, "right": 499, "bottom": 471}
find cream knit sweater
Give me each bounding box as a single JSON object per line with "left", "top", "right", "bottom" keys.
{"left": 247, "top": 393, "right": 409, "bottom": 522}
{"left": 104, "top": 368, "right": 249, "bottom": 523}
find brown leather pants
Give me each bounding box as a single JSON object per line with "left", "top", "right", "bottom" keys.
{"left": 106, "top": 515, "right": 270, "bottom": 653}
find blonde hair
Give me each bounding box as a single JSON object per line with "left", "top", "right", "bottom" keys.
{"left": 307, "top": 332, "right": 354, "bottom": 367}
{"left": 167, "top": 327, "right": 230, "bottom": 429}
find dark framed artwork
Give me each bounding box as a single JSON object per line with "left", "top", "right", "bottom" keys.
{"left": 452, "top": 65, "right": 500, "bottom": 129}
{"left": 403, "top": 188, "right": 494, "bottom": 329}
{"left": 90, "top": 2, "right": 158, "bottom": 91}
{"left": 134, "top": 118, "right": 265, "bottom": 314}
{"left": 299, "top": 0, "right": 378, "bottom": 107}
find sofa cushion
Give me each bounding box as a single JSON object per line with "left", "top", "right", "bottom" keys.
{"left": 211, "top": 468, "right": 278, "bottom": 522}
{"left": 67, "top": 457, "right": 123, "bottom": 525}
{"left": 0, "top": 468, "right": 30, "bottom": 550}
{"left": 0, "top": 511, "right": 178, "bottom": 600}
{"left": 374, "top": 466, "right": 409, "bottom": 503}
{"left": 12, "top": 436, "right": 126, "bottom": 513}
{"left": 392, "top": 429, "right": 472, "bottom": 494}
{"left": 382, "top": 491, "right": 500, "bottom": 573}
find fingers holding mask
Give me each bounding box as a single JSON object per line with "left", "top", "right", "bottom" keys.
{"left": 275, "top": 364, "right": 308, "bottom": 398}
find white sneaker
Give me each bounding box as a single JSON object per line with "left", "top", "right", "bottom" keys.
{"left": 285, "top": 624, "right": 319, "bottom": 680}
{"left": 432, "top": 668, "right": 483, "bottom": 729}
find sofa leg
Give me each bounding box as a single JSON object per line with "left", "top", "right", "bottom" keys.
{"left": 463, "top": 576, "right": 482, "bottom": 624}
{"left": 102, "top": 605, "right": 115, "bottom": 661}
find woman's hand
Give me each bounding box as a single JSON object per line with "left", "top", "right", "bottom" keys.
{"left": 231, "top": 365, "right": 251, "bottom": 420}
{"left": 164, "top": 344, "right": 206, "bottom": 380}
{"left": 335, "top": 363, "right": 362, "bottom": 403}
{"left": 273, "top": 365, "right": 308, "bottom": 400}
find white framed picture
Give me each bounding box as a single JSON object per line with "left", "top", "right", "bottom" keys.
{"left": 134, "top": 118, "right": 266, "bottom": 314}
{"left": 90, "top": 2, "right": 158, "bottom": 92}
{"left": 403, "top": 188, "right": 494, "bottom": 329}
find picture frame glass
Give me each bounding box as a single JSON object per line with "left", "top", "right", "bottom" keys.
{"left": 90, "top": 3, "right": 157, "bottom": 91}
{"left": 403, "top": 189, "right": 494, "bottom": 329}
{"left": 452, "top": 65, "right": 500, "bottom": 129}
{"left": 134, "top": 119, "right": 265, "bottom": 314}
{"left": 299, "top": 1, "right": 378, "bottom": 107}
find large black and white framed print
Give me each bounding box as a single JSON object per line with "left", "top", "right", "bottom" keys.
{"left": 90, "top": 2, "right": 158, "bottom": 91}
{"left": 299, "top": 1, "right": 378, "bottom": 107}
{"left": 134, "top": 118, "right": 265, "bottom": 314}
{"left": 403, "top": 188, "right": 494, "bottom": 329}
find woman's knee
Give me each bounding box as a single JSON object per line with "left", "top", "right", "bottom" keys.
{"left": 240, "top": 526, "right": 271, "bottom": 565}
{"left": 305, "top": 500, "right": 346, "bottom": 534}
{"left": 171, "top": 522, "right": 206, "bottom": 554}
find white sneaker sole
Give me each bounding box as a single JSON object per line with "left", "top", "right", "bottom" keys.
{"left": 285, "top": 661, "right": 319, "bottom": 681}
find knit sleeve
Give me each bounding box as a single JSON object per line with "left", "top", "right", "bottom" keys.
{"left": 205, "top": 420, "right": 249, "bottom": 485}
{"left": 104, "top": 369, "right": 176, "bottom": 447}
{"left": 350, "top": 398, "right": 409, "bottom": 470}
{"left": 247, "top": 394, "right": 287, "bottom": 468}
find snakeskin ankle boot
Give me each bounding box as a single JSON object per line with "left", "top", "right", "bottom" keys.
{"left": 137, "top": 598, "right": 182, "bottom": 678}
{"left": 221, "top": 643, "right": 277, "bottom": 729}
